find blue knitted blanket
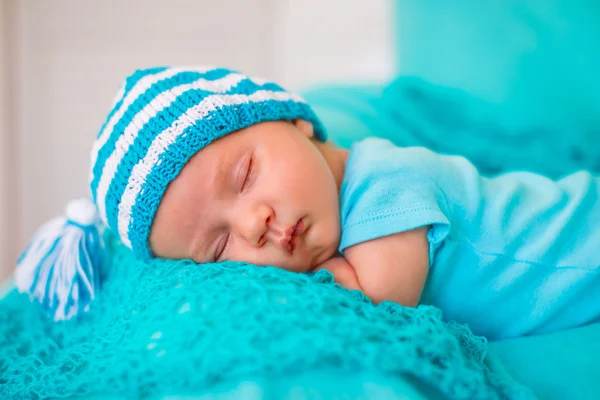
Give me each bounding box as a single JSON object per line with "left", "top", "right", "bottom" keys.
{"left": 0, "top": 230, "right": 532, "bottom": 399}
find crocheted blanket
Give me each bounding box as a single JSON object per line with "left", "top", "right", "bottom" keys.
{"left": 0, "top": 231, "right": 532, "bottom": 399}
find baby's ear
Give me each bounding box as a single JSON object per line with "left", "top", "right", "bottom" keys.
{"left": 293, "top": 119, "right": 314, "bottom": 138}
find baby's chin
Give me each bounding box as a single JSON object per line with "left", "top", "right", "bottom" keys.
{"left": 263, "top": 249, "right": 336, "bottom": 274}
{"left": 271, "top": 252, "right": 324, "bottom": 274}
{"left": 274, "top": 258, "right": 314, "bottom": 274}
{"left": 302, "top": 244, "right": 339, "bottom": 273}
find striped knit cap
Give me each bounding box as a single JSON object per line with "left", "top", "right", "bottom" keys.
{"left": 89, "top": 66, "right": 327, "bottom": 260}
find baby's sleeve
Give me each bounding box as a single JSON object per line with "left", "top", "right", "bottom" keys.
{"left": 338, "top": 139, "right": 451, "bottom": 263}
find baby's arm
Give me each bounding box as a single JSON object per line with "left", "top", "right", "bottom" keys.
{"left": 346, "top": 227, "right": 429, "bottom": 306}
{"left": 340, "top": 227, "right": 430, "bottom": 307}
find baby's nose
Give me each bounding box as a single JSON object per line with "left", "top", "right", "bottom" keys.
{"left": 237, "top": 204, "right": 275, "bottom": 247}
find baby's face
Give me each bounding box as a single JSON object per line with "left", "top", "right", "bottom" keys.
{"left": 150, "top": 120, "right": 344, "bottom": 272}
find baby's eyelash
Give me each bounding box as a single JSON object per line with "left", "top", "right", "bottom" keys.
{"left": 215, "top": 233, "right": 230, "bottom": 262}
{"left": 241, "top": 156, "right": 254, "bottom": 191}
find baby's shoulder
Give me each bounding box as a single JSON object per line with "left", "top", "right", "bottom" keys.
{"left": 346, "top": 138, "right": 440, "bottom": 183}
{"left": 341, "top": 139, "right": 445, "bottom": 212}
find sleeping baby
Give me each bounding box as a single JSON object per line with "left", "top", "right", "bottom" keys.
{"left": 16, "top": 66, "right": 600, "bottom": 341}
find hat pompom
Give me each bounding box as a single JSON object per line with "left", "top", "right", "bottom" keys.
{"left": 14, "top": 198, "right": 104, "bottom": 321}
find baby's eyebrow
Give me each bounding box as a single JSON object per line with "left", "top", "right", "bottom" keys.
{"left": 212, "top": 146, "right": 245, "bottom": 191}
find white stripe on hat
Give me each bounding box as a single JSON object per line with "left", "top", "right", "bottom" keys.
{"left": 117, "top": 90, "right": 306, "bottom": 248}
{"left": 95, "top": 72, "right": 247, "bottom": 226}
{"left": 89, "top": 66, "right": 216, "bottom": 184}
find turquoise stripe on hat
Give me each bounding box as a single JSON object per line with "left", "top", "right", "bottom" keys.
{"left": 95, "top": 67, "right": 168, "bottom": 138}
{"left": 90, "top": 68, "right": 231, "bottom": 199}
{"left": 128, "top": 99, "right": 326, "bottom": 258}
{"left": 102, "top": 79, "right": 290, "bottom": 237}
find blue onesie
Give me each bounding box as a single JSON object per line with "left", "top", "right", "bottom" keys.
{"left": 339, "top": 138, "right": 600, "bottom": 340}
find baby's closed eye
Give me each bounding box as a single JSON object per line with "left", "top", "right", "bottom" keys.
{"left": 240, "top": 154, "right": 255, "bottom": 192}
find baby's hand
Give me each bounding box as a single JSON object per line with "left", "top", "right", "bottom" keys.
{"left": 313, "top": 257, "right": 362, "bottom": 291}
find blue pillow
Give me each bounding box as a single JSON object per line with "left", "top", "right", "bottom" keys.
{"left": 489, "top": 322, "right": 600, "bottom": 399}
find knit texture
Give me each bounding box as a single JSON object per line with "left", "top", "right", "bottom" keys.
{"left": 89, "top": 66, "right": 326, "bottom": 259}
{"left": 0, "top": 231, "right": 533, "bottom": 400}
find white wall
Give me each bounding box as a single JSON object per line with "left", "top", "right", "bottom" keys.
{"left": 272, "top": 0, "right": 395, "bottom": 89}
{"left": 2, "top": 0, "right": 394, "bottom": 279}
{"left": 0, "top": 1, "right": 18, "bottom": 282}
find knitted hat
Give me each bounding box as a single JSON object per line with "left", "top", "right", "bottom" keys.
{"left": 15, "top": 66, "right": 327, "bottom": 321}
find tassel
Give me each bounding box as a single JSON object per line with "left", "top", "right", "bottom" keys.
{"left": 14, "top": 198, "right": 104, "bottom": 321}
